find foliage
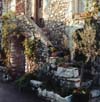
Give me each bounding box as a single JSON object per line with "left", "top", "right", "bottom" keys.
{"left": 15, "top": 64, "right": 50, "bottom": 92}
{"left": 2, "top": 11, "right": 16, "bottom": 65}
{"left": 23, "top": 38, "right": 44, "bottom": 63}
{"left": 15, "top": 73, "right": 35, "bottom": 91}
{"left": 2, "top": 11, "right": 16, "bottom": 48}
{"left": 2, "top": 11, "right": 44, "bottom": 65}
{"left": 73, "top": 18, "right": 97, "bottom": 62}
{"left": 24, "top": 38, "right": 35, "bottom": 59}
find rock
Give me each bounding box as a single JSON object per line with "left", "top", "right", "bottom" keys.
{"left": 0, "top": 66, "right": 6, "bottom": 72}
{"left": 65, "top": 95, "right": 72, "bottom": 102}
{"left": 46, "top": 91, "right": 55, "bottom": 99}
{"left": 81, "top": 80, "right": 93, "bottom": 88}
{"left": 90, "top": 89, "right": 100, "bottom": 98}
{"left": 54, "top": 67, "right": 80, "bottom": 88}
{"left": 2, "top": 73, "right": 12, "bottom": 82}
{"left": 30, "top": 80, "right": 43, "bottom": 88}
{"left": 37, "top": 88, "right": 42, "bottom": 96}
{"left": 42, "top": 89, "right": 47, "bottom": 97}
{"left": 55, "top": 67, "right": 79, "bottom": 78}
{"left": 67, "top": 77, "right": 81, "bottom": 88}
{"left": 37, "top": 88, "right": 72, "bottom": 102}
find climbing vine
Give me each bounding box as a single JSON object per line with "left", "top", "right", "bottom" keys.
{"left": 23, "top": 37, "right": 42, "bottom": 63}
{"left": 2, "top": 12, "right": 16, "bottom": 50}
{"left": 2, "top": 11, "right": 43, "bottom": 66}
{"left": 2, "top": 11, "right": 17, "bottom": 64}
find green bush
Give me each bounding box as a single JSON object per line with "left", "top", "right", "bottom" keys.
{"left": 15, "top": 73, "right": 36, "bottom": 92}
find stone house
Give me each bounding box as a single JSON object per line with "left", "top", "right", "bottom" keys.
{"left": 16, "top": 0, "right": 25, "bottom": 15}
{"left": 2, "top": 0, "right": 25, "bottom": 76}
{"left": 2, "top": 0, "right": 100, "bottom": 74}
{"left": 24, "top": 0, "right": 98, "bottom": 59}
{"left": 3, "top": 0, "right": 97, "bottom": 48}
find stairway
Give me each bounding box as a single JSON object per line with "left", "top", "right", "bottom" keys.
{"left": 16, "top": 15, "right": 52, "bottom": 46}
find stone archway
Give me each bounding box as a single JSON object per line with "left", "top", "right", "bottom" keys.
{"left": 9, "top": 34, "right": 25, "bottom": 78}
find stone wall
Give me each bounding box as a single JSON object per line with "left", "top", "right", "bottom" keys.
{"left": 0, "top": 0, "right": 2, "bottom": 16}
{"left": 42, "top": 0, "right": 86, "bottom": 61}
{"left": 25, "top": 0, "right": 32, "bottom": 17}
{"left": 9, "top": 35, "right": 25, "bottom": 76}
{"left": 16, "top": 0, "right": 25, "bottom": 15}
{"left": 43, "top": 0, "right": 73, "bottom": 48}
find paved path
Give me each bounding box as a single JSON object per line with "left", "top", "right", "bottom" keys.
{"left": 0, "top": 82, "right": 45, "bottom": 102}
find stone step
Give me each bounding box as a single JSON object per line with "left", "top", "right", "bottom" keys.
{"left": 16, "top": 15, "right": 52, "bottom": 46}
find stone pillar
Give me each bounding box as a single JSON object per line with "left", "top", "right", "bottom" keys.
{"left": 43, "top": 0, "right": 49, "bottom": 20}
{"left": 68, "top": 20, "right": 85, "bottom": 61}
{"left": 31, "top": 0, "right": 35, "bottom": 17}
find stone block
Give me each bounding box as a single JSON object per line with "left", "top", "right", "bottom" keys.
{"left": 30, "top": 80, "right": 43, "bottom": 88}
{"left": 67, "top": 77, "right": 81, "bottom": 88}
{"left": 90, "top": 89, "right": 100, "bottom": 98}
{"left": 55, "top": 67, "right": 79, "bottom": 78}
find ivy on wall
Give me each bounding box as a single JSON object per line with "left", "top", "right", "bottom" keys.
{"left": 2, "top": 11, "right": 16, "bottom": 65}
{"left": 2, "top": 11, "right": 43, "bottom": 66}
{"left": 23, "top": 37, "right": 42, "bottom": 63}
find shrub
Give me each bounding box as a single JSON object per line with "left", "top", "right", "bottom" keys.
{"left": 15, "top": 73, "right": 36, "bottom": 92}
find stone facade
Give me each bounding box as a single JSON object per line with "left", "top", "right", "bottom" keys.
{"left": 3, "top": 0, "right": 16, "bottom": 14}
{"left": 0, "top": 0, "right": 2, "bottom": 16}
{"left": 42, "top": 0, "right": 94, "bottom": 50}
{"left": 2, "top": 0, "right": 8, "bottom": 14}
{"left": 16, "top": 0, "right": 25, "bottom": 15}
{"left": 3, "top": 0, "right": 86, "bottom": 60}
{"left": 0, "top": 0, "right": 2, "bottom": 49}
{"left": 9, "top": 35, "right": 25, "bottom": 77}
{"left": 43, "top": 0, "right": 73, "bottom": 47}
{"left": 3, "top": 0, "right": 91, "bottom": 49}
{"left": 25, "top": 0, "right": 32, "bottom": 17}
{"left": 2, "top": 0, "right": 99, "bottom": 69}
